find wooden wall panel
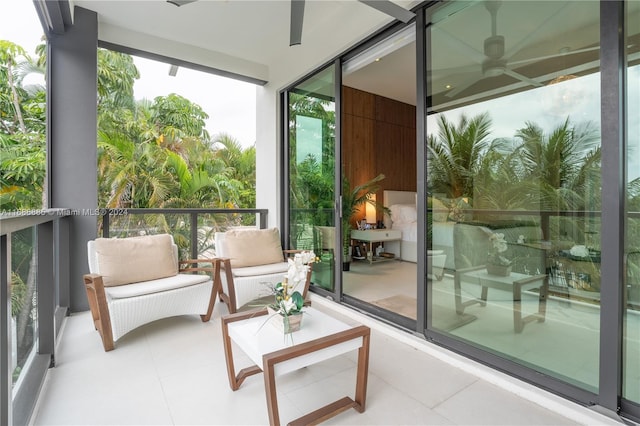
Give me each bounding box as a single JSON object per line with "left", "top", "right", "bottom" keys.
{"left": 343, "top": 86, "right": 375, "bottom": 119}
{"left": 342, "top": 85, "right": 416, "bottom": 219}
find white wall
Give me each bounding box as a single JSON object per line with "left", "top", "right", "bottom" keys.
{"left": 255, "top": 9, "right": 397, "bottom": 231}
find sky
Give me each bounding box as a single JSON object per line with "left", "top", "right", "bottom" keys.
{"left": 427, "top": 67, "right": 640, "bottom": 182}
{"left": 0, "top": 1, "right": 257, "bottom": 149}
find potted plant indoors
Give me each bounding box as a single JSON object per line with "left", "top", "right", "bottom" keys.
{"left": 341, "top": 173, "right": 389, "bottom": 271}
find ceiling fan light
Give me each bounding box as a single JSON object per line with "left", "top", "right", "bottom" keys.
{"left": 548, "top": 74, "right": 578, "bottom": 85}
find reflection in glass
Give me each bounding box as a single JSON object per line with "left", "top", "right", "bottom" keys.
{"left": 10, "top": 228, "right": 38, "bottom": 388}
{"left": 624, "top": 0, "right": 640, "bottom": 405}
{"left": 427, "top": 0, "right": 601, "bottom": 392}
{"left": 288, "top": 65, "right": 336, "bottom": 291}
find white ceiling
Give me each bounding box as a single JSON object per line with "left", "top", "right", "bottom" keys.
{"left": 68, "top": 1, "right": 636, "bottom": 109}
{"left": 72, "top": 0, "right": 419, "bottom": 90}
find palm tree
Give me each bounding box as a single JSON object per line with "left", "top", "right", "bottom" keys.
{"left": 514, "top": 118, "right": 600, "bottom": 212}
{"left": 97, "top": 130, "right": 173, "bottom": 208}
{"left": 341, "top": 174, "right": 388, "bottom": 269}
{"left": 427, "top": 112, "right": 507, "bottom": 199}
{"left": 212, "top": 133, "right": 256, "bottom": 208}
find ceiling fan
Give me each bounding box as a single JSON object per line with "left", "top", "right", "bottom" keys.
{"left": 167, "top": 0, "right": 415, "bottom": 46}
{"left": 443, "top": 1, "right": 547, "bottom": 98}
{"left": 440, "top": 1, "right": 599, "bottom": 99}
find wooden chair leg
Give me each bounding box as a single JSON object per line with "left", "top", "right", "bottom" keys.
{"left": 220, "top": 259, "right": 238, "bottom": 314}
{"left": 83, "top": 274, "right": 114, "bottom": 351}
{"left": 201, "top": 261, "right": 222, "bottom": 322}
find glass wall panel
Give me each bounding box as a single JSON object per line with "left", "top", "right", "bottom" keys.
{"left": 341, "top": 25, "right": 417, "bottom": 321}
{"left": 427, "top": 0, "right": 601, "bottom": 392}
{"left": 624, "top": 0, "right": 640, "bottom": 405}
{"left": 10, "top": 227, "right": 38, "bottom": 389}
{"left": 287, "top": 65, "right": 336, "bottom": 291}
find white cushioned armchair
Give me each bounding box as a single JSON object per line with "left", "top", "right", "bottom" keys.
{"left": 83, "top": 234, "right": 220, "bottom": 351}
{"left": 215, "top": 228, "right": 312, "bottom": 313}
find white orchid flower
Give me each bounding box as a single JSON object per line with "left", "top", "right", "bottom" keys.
{"left": 281, "top": 297, "right": 296, "bottom": 314}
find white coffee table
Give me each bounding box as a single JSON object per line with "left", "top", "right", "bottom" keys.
{"left": 221, "top": 306, "right": 371, "bottom": 425}
{"left": 454, "top": 266, "right": 548, "bottom": 333}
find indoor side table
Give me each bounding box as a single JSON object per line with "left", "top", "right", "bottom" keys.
{"left": 351, "top": 229, "right": 402, "bottom": 264}
{"left": 221, "top": 307, "right": 371, "bottom": 426}
{"left": 454, "top": 266, "right": 548, "bottom": 333}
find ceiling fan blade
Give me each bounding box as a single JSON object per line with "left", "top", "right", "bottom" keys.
{"left": 502, "top": 69, "right": 543, "bottom": 88}
{"left": 508, "top": 45, "right": 600, "bottom": 67}
{"left": 166, "top": 0, "right": 198, "bottom": 6}
{"left": 432, "top": 27, "right": 486, "bottom": 65}
{"left": 503, "top": 2, "right": 570, "bottom": 59}
{"left": 290, "top": 0, "right": 305, "bottom": 46}
{"left": 358, "top": 0, "right": 415, "bottom": 23}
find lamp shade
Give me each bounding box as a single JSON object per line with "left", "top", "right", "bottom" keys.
{"left": 365, "top": 195, "right": 376, "bottom": 223}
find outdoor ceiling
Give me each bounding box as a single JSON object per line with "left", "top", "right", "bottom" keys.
{"left": 71, "top": 0, "right": 419, "bottom": 86}
{"left": 68, "top": 1, "right": 639, "bottom": 109}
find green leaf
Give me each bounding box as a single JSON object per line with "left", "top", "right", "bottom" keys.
{"left": 291, "top": 291, "right": 304, "bottom": 310}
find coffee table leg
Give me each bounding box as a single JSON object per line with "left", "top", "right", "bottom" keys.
{"left": 221, "top": 317, "right": 240, "bottom": 390}
{"left": 264, "top": 364, "right": 281, "bottom": 426}
{"left": 264, "top": 327, "right": 371, "bottom": 426}
{"left": 513, "top": 283, "right": 524, "bottom": 333}
{"left": 454, "top": 273, "right": 464, "bottom": 314}
{"left": 354, "top": 331, "right": 370, "bottom": 412}
{"left": 538, "top": 277, "right": 548, "bottom": 323}
{"left": 222, "top": 313, "right": 264, "bottom": 391}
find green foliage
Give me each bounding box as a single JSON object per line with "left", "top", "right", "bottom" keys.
{"left": 152, "top": 93, "right": 210, "bottom": 140}
{"left": 11, "top": 272, "right": 27, "bottom": 318}
{"left": 97, "top": 49, "right": 139, "bottom": 112}
{"left": 0, "top": 132, "right": 45, "bottom": 210}
{"left": 341, "top": 174, "right": 388, "bottom": 257}
{"left": 427, "top": 112, "right": 497, "bottom": 199}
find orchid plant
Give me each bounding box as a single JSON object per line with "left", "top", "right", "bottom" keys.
{"left": 487, "top": 232, "right": 512, "bottom": 266}
{"left": 268, "top": 250, "right": 318, "bottom": 317}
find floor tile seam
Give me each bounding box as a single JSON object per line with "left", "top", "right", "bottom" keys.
{"left": 143, "top": 329, "right": 177, "bottom": 426}
{"left": 366, "top": 370, "right": 440, "bottom": 412}
{"left": 428, "top": 377, "right": 482, "bottom": 422}
{"left": 309, "top": 295, "right": 620, "bottom": 426}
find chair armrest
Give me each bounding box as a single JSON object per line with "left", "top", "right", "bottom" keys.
{"left": 283, "top": 249, "right": 304, "bottom": 255}
{"left": 83, "top": 273, "right": 105, "bottom": 291}
{"left": 179, "top": 259, "right": 218, "bottom": 276}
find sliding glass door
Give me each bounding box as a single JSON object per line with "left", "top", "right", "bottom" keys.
{"left": 286, "top": 65, "right": 337, "bottom": 292}
{"left": 624, "top": 0, "right": 640, "bottom": 407}
{"left": 426, "top": 0, "right": 602, "bottom": 392}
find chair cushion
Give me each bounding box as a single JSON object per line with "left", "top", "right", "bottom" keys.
{"left": 223, "top": 228, "right": 285, "bottom": 268}
{"left": 94, "top": 234, "right": 178, "bottom": 287}
{"left": 105, "top": 273, "right": 209, "bottom": 299}
{"left": 229, "top": 262, "right": 289, "bottom": 277}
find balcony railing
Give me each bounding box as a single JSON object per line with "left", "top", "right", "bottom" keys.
{"left": 98, "top": 208, "right": 268, "bottom": 260}
{"left": 2, "top": 206, "right": 639, "bottom": 424}
{"left": 1, "top": 209, "right": 73, "bottom": 426}
{"left": 0, "top": 207, "right": 267, "bottom": 425}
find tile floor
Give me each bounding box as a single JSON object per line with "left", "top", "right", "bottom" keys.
{"left": 344, "top": 261, "right": 640, "bottom": 402}
{"left": 31, "top": 295, "right": 626, "bottom": 426}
